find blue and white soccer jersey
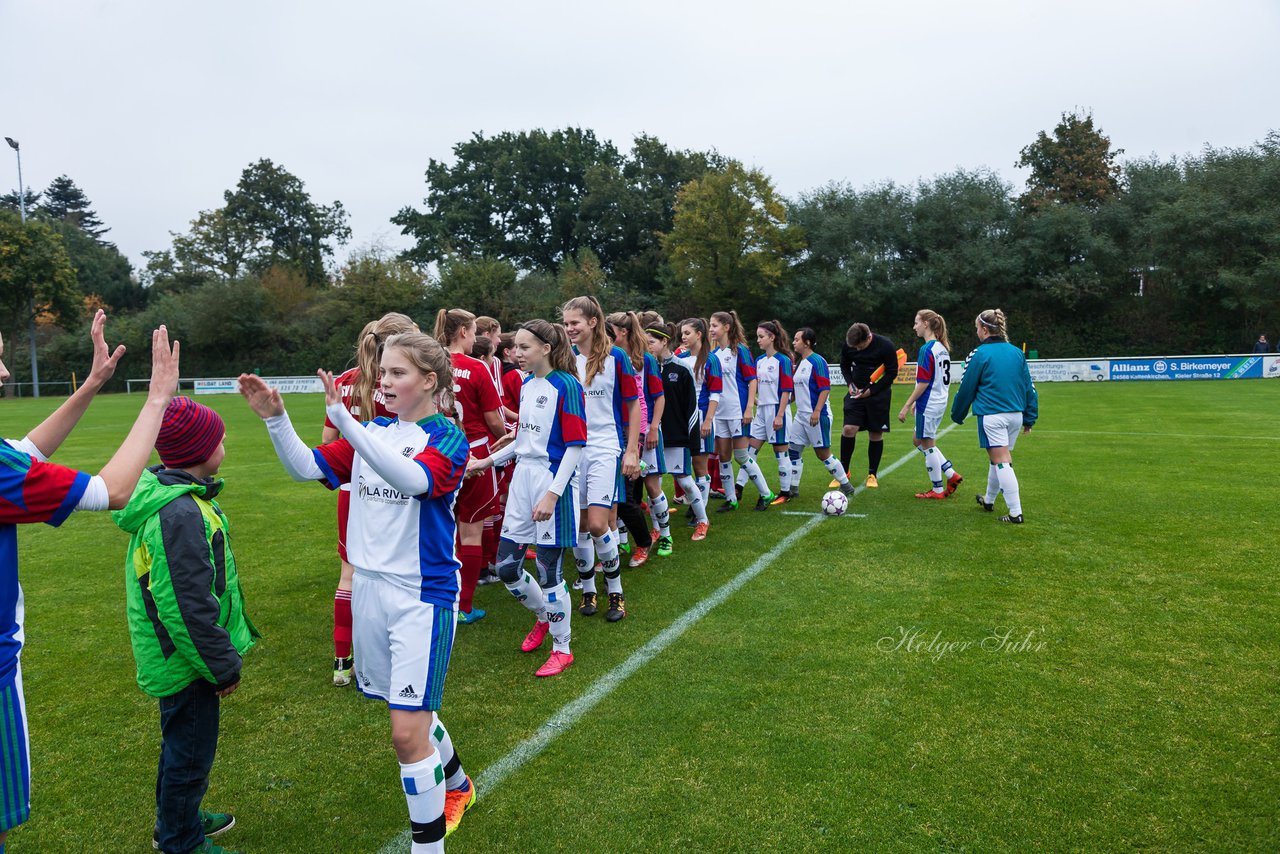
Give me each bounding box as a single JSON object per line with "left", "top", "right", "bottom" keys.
{"left": 788, "top": 354, "right": 834, "bottom": 449}
{"left": 913, "top": 340, "right": 952, "bottom": 440}
{"left": 575, "top": 346, "right": 639, "bottom": 507}
{"left": 977, "top": 412, "right": 1024, "bottom": 451}
{"left": 313, "top": 414, "right": 468, "bottom": 710}
{"left": 501, "top": 371, "right": 587, "bottom": 548}
{"left": 712, "top": 343, "right": 755, "bottom": 439}
{"left": 750, "top": 352, "right": 794, "bottom": 444}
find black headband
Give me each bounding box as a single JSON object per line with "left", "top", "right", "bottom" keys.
{"left": 521, "top": 323, "right": 552, "bottom": 345}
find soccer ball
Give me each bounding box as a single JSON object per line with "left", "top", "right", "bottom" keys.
{"left": 821, "top": 490, "right": 849, "bottom": 516}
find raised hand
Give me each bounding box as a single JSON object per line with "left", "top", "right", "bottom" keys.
{"left": 147, "top": 326, "right": 180, "bottom": 405}
{"left": 238, "top": 373, "right": 284, "bottom": 419}
{"left": 87, "top": 309, "right": 126, "bottom": 388}
{"left": 317, "top": 369, "right": 341, "bottom": 407}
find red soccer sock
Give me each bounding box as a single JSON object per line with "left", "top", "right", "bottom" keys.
{"left": 709, "top": 454, "right": 723, "bottom": 492}
{"left": 482, "top": 517, "right": 499, "bottom": 569}
{"left": 333, "top": 587, "right": 353, "bottom": 659}
{"left": 458, "top": 544, "right": 485, "bottom": 614}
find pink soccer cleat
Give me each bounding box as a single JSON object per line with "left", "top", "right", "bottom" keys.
{"left": 535, "top": 651, "right": 574, "bottom": 677}
{"left": 521, "top": 620, "right": 550, "bottom": 653}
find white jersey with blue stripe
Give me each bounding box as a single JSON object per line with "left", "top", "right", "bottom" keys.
{"left": 792, "top": 353, "right": 833, "bottom": 416}
{"left": 511, "top": 370, "right": 588, "bottom": 475}
{"left": 914, "top": 340, "right": 952, "bottom": 417}
{"left": 575, "top": 345, "right": 638, "bottom": 452}
{"left": 712, "top": 343, "right": 755, "bottom": 420}
{"left": 754, "top": 352, "right": 794, "bottom": 406}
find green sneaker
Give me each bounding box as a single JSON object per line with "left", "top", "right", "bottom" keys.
{"left": 618, "top": 540, "right": 632, "bottom": 557}
{"left": 154, "top": 810, "right": 235, "bottom": 850}
{"left": 655, "top": 535, "right": 673, "bottom": 557}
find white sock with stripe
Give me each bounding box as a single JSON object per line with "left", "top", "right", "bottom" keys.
{"left": 776, "top": 451, "right": 791, "bottom": 493}
{"left": 821, "top": 455, "right": 850, "bottom": 486}
{"left": 649, "top": 492, "right": 671, "bottom": 537}
{"left": 996, "top": 462, "right": 1021, "bottom": 515}
{"left": 543, "top": 581, "right": 571, "bottom": 653}
{"left": 923, "top": 447, "right": 945, "bottom": 492}
{"left": 676, "top": 475, "right": 708, "bottom": 524}
{"left": 401, "top": 751, "right": 446, "bottom": 853}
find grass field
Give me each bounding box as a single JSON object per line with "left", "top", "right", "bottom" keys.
{"left": 4, "top": 380, "right": 1278, "bottom": 852}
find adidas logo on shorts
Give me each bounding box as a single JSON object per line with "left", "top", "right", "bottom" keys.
{"left": 398, "top": 684, "right": 418, "bottom": 699}
{"left": 541, "top": 531, "right": 552, "bottom": 540}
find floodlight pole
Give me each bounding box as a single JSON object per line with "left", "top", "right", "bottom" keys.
{"left": 6, "top": 136, "right": 39, "bottom": 397}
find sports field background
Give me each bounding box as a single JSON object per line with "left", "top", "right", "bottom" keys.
{"left": 6, "top": 380, "right": 1278, "bottom": 852}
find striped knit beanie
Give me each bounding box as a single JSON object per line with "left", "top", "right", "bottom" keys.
{"left": 156, "top": 397, "right": 225, "bottom": 469}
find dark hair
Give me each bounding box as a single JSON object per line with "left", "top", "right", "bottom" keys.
{"left": 845, "top": 322, "right": 871, "bottom": 348}
{"left": 795, "top": 326, "right": 818, "bottom": 351}
{"left": 494, "top": 332, "right": 516, "bottom": 363}
{"left": 711, "top": 310, "right": 747, "bottom": 348}
{"left": 679, "top": 317, "right": 711, "bottom": 380}
{"left": 757, "top": 319, "right": 793, "bottom": 360}
{"left": 471, "top": 336, "right": 493, "bottom": 359}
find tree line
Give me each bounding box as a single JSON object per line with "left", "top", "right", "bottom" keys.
{"left": 3, "top": 112, "right": 1277, "bottom": 392}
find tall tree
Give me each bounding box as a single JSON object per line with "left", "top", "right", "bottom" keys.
{"left": 0, "top": 210, "right": 81, "bottom": 335}
{"left": 1017, "top": 111, "right": 1124, "bottom": 211}
{"left": 39, "top": 175, "right": 110, "bottom": 241}
{"left": 0, "top": 188, "right": 41, "bottom": 215}
{"left": 662, "top": 163, "right": 803, "bottom": 321}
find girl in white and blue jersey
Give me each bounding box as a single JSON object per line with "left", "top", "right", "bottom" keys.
{"left": 467, "top": 320, "right": 586, "bottom": 678}
{"left": 738, "top": 320, "right": 795, "bottom": 505}
{"left": 679, "top": 318, "right": 721, "bottom": 510}
{"left": 897, "top": 309, "right": 963, "bottom": 499}
{"left": 244, "top": 332, "right": 475, "bottom": 851}
{"left": 562, "top": 296, "right": 641, "bottom": 623}
{"left": 708, "top": 310, "right": 774, "bottom": 511}
{"left": 950, "top": 308, "right": 1039, "bottom": 524}
{"left": 787, "top": 327, "right": 855, "bottom": 500}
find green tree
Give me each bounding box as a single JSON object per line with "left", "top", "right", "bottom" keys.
{"left": 38, "top": 175, "right": 110, "bottom": 241}
{"left": 0, "top": 210, "right": 81, "bottom": 334}
{"left": 662, "top": 163, "right": 802, "bottom": 322}
{"left": 1017, "top": 110, "right": 1124, "bottom": 211}
{"left": 49, "top": 219, "right": 145, "bottom": 311}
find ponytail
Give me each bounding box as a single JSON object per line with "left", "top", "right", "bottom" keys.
{"left": 917, "top": 309, "right": 952, "bottom": 353}
{"left": 606, "top": 310, "right": 647, "bottom": 374}
{"left": 711, "top": 310, "right": 747, "bottom": 349}
{"left": 354, "top": 312, "right": 417, "bottom": 419}
{"left": 433, "top": 308, "right": 476, "bottom": 347}
{"left": 976, "top": 308, "right": 1007, "bottom": 341}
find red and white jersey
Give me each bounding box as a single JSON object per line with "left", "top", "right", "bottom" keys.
{"left": 324, "top": 367, "right": 392, "bottom": 430}
{"left": 450, "top": 352, "right": 503, "bottom": 442}
{"left": 575, "top": 345, "right": 638, "bottom": 453}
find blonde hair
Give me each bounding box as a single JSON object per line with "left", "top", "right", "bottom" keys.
{"left": 757, "top": 319, "right": 793, "bottom": 360}
{"left": 383, "top": 332, "right": 456, "bottom": 417}
{"left": 355, "top": 312, "right": 418, "bottom": 419}
{"left": 606, "top": 310, "right": 647, "bottom": 374}
{"left": 433, "top": 308, "right": 476, "bottom": 346}
{"left": 976, "top": 308, "right": 1007, "bottom": 341}
{"left": 475, "top": 316, "right": 500, "bottom": 337}
{"left": 679, "top": 317, "right": 711, "bottom": 381}
{"left": 711, "top": 310, "right": 747, "bottom": 349}
{"left": 520, "top": 319, "right": 577, "bottom": 375}
{"left": 917, "top": 309, "right": 952, "bottom": 353}
{"left": 562, "top": 295, "right": 610, "bottom": 381}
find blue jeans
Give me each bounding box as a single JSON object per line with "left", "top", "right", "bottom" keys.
{"left": 155, "top": 680, "right": 220, "bottom": 854}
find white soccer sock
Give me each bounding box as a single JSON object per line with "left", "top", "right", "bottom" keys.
{"left": 649, "top": 492, "right": 671, "bottom": 537}
{"left": 735, "top": 448, "right": 772, "bottom": 497}
{"left": 543, "top": 581, "right": 571, "bottom": 653}
{"left": 939, "top": 451, "right": 955, "bottom": 480}
{"left": 594, "top": 531, "right": 622, "bottom": 594}
{"left": 985, "top": 464, "right": 1000, "bottom": 504}
{"left": 676, "top": 475, "right": 708, "bottom": 524}
{"left": 400, "top": 752, "right": 446, "bottom": 853}
{"left": 789, "top": 448, "right": 803, "bottom": 490}
{"left": 573, "top": 534, "right": 597, "bottom": 594}
{"left": 616, "top": 521, "right": 628, "bottom": 547}
{"left": 821, "top": 455, "right": 850, "bottom": 486}
{"left": 736, "top": 447, "right": 757, "bottom": 487}
{"left": 996, "top": 462, "right": 1021, "bottom": 516}
{"left": 719, "top": 459, "right": 735, "bottom": 497}
{"left": 696, "top": 474, "right": 711, "bottom": 504}
{"left": 923, "top": 447, "right": 945, "bottom": 492}
{"left": 504, "top": 570, "right": 547, "bottom": 618}
{"left": 429, "top": 719, "right": 468, "bottom": 791}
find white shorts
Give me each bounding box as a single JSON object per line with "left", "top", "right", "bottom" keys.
{"left": 788, "top": 409, "right": 832, "bottom": 449}
{"left": 641, "top": 431, "right": 667, "bottom": 475}
{"left": 576, "top": 446, "right": 621, "bottom": 508}
{"left": 663, "top": 444, "right": 693, "bottom": 476}
{"left": 501, "top": 461, "right": 579, "bottom": 548}
{"left": 694, "top": 410, "right": 714, "bottom": 455}
{"left": 714, "top": 415, "right": 747, "bottom": 440}
{"left": 914, "top": 407, "right": 944, "bottom": 441}
{"left": 749, "top": 404, "right": 792, "bottom": 445}
{"left": 352, "top": 571, "right": 455, "bottom": 711}
{"left": 977, "top": 411, "right": 1024, "bottom": 450}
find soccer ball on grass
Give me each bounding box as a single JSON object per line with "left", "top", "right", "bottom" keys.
{"left": 821, "top": 490, "right": 849, "bottom": 516}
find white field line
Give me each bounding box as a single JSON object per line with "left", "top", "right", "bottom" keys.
{"left": 378, "top": 425, "right": 956, "bottom": 853}
{"left": 1033, "top": 429, "right": 1280, "bottom": 441}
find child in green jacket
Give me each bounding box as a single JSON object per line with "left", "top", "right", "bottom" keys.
{"left": 115, "top": 397, "right": 257, "bottom": 854}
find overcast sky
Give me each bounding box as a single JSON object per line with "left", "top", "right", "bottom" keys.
{"left": 4, "top": 0, "right": 1278, "bottom": 269}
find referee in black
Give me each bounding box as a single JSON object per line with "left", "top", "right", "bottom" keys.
{"left": 838, "top": 322, "right": 899, "bottom": 488}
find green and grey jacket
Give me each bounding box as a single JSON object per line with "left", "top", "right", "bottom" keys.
{"left": 114, "top": 466, "right": 258, "bottom": 698}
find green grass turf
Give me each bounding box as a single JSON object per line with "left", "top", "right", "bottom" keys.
{"left": 3, "top": 380, "right": 1277, "bottom": 852}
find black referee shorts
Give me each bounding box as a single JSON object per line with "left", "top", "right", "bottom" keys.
{"left": 843, "top": 389, "right": 892, "bottom": 432}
